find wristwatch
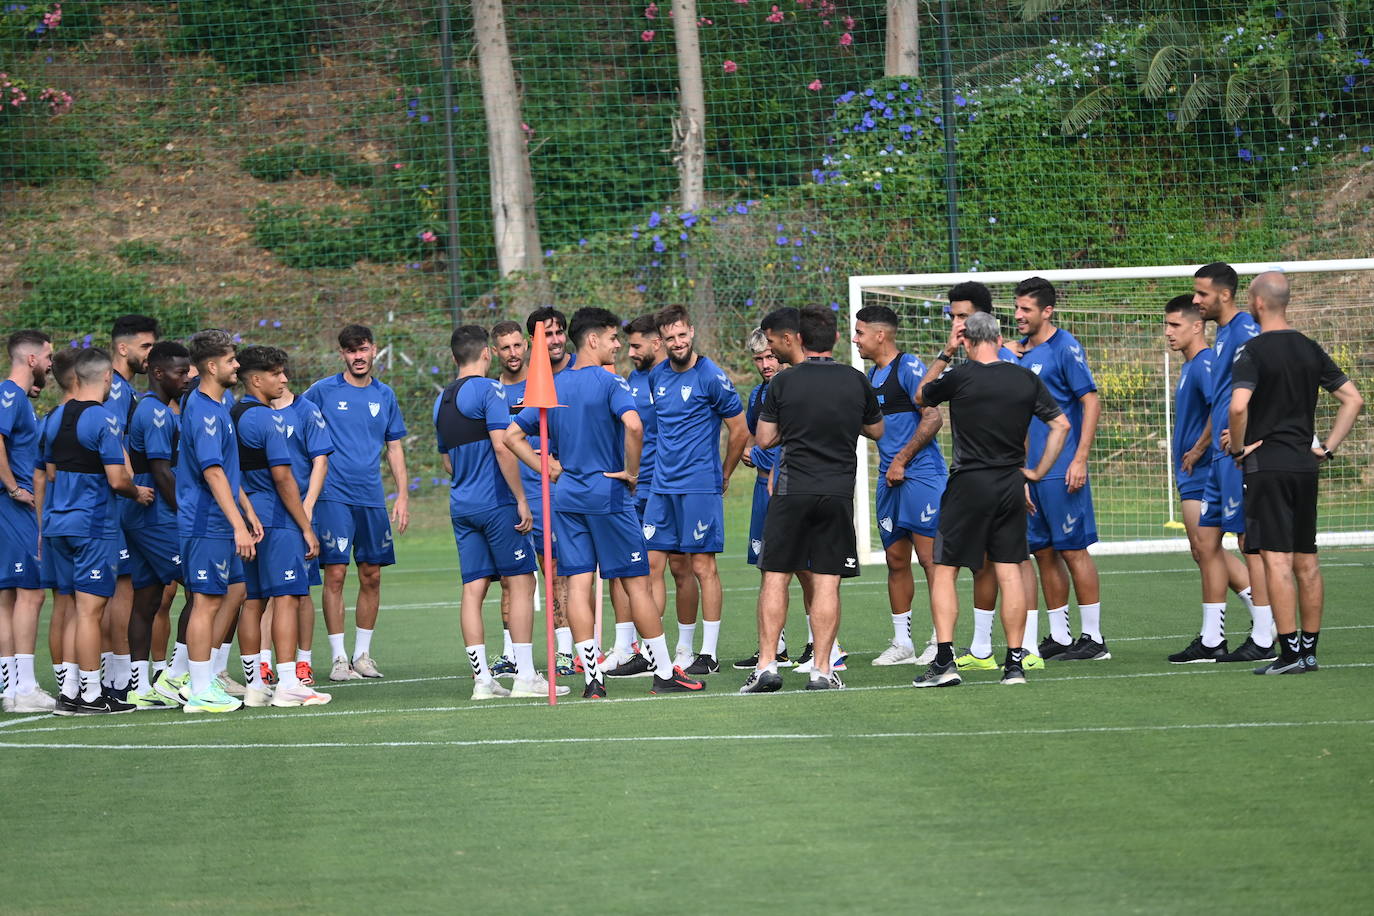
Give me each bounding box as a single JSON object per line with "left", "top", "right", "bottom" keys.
{"left": 1322, "top": 446, "right": 1335, "bottom": 460}
{"left": 1229, "top": 449, "right": 1244, "bottom": 459}
{"left": 934, "top": 352, "right": 951, "bottom": 363}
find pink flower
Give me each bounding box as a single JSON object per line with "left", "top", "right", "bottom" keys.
{"left": 807, "top": 79, "right": 823, "bottom": 91}
{"left": 420, "top": 231, "right": 438, "bottom": 243}
{"left": 839, "top": 31, "right": 852, "bottom": 47}
{"left": 844, "top": 15, "right": 855, "bottom": 29}
{"left": 766, "top": 5, "right": 784, "bottom": 23}
{"left": 393, "top": 162, "right": 405, "bottom": 169}
{"left": 641, "top": 29, "right": 655, "bottom": 41}
{"left": 723, "top": 59, "right": 738, "bottom": 74}
{"left": 644, "top": 3, "right": 657, "bottom": 19}
{"left": 698, "top": 16, "right": 712, "bottom": 25}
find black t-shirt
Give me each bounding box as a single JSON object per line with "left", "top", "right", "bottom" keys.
{"left": 1232, "top": 329, "right": 1348, "bottom": 473}
{"left": 760, "top": 357, "right": 882, "bottom": 497}
{"left": 921, "top": 360, "right": 1062, "bottom": 472}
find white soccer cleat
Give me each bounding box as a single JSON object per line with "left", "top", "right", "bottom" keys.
{"left": 471, "top": 677, "right": 512, "bottom": 700}
{"left": 510, "top": 673, "right": 570, "bottom": 698}
{"left": 914, "top": 636, "right": 938, "bottom": 666}
{"left": 271, "top": 683, "right": 332, "bottom": 707}
{"left": 672, "top": 648, "right": 694, "bottom": 671}
{"left": 329, "top": 655, "right": 363, "bottom": 681}
{"left": 8, "top": 687, "right": 58, "bottom": 713}
{"left": 216, "top": 671, "right": 246, "bottom": 697}
{"left": 601, "top": 648, "right": 632, "bottom": 672}
{"left": 872, "top": 642, "right": 917, "bottom": 666}
{"left": 243, "top": 685, "right": 274, "bottom": 708}
{"left": 351, "top": 653, "right": 383, "bottom": 678}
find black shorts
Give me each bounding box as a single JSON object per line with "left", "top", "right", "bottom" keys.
{"left": 932, "top": 468, "right": 1027, "bottom": 571}
{"left": 759, "top": 494, "right": 858, "bottom": 578}
{"left": 1243, "top": 470, "right": 1318, "bottom": 554}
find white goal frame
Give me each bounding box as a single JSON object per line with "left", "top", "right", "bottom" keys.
{"left": 848, "top": 258, "right": 1374, "bottom": 564}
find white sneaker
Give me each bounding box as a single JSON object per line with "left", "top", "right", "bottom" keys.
{"left": 471, "top": 677, "right": 512, "bottom": 700}
{"left": 914, "top": 636, "right": 938, "bottom": 666}
{"left": 9, "top": 687, "right": 57, "bottom": 712}
{"left": 794, "top": 656, "right": 814, "bottom": 674}
{"left": 216, "top": 671, "right": 246, "bottom": 697}
{"left": 872, "top": 641, "right": 917, "bottom": 666}
{"left": 351, "top": 652, "right": 383, "bottom": 678}
{"left": 243, "top": 685, "right": 274, "bottom": 707}
{"left": 601, "top": 648, "right": 632, "bottom": 671}
{"left": 271, "top": 683, "right": 332, "bottom": 707}
{"left": 329, "top": 655, "right": 362, "bottom": 681}
{"left": 672, "top": 648, "right": 694, "bottom": 670}
{"left": 510, "top": 673, "right": 570, "bottom": 698}
{"left": 1, "top": 693, "right": 13, "bottom": 713}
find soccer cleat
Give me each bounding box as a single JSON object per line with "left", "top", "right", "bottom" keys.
{"left": 912, "top": 660, "right": 962, "bottom": 688}
{"left": 153, "top": 671, "right": 189, "bottom": 704}
{"left": 1000, "top": 661, "right": 1027, "bottom": 685}
{"left": 183, "top": 687, "right": 243, "bottom": 714}
{"left": 1038, "top": 636, "right": 1074, "bottom": 661}
{"left": 732, "top": 651, "right": 761, "bottom": 670}
{"left": 1057, "top": 635, "right": 1112, "bottom": 661}
{"left": 243, "top": 685, "right": 274, "bottom": 708}
{"left": 805, "top": 671, "right": 844, "bottom": 690}
{"left": 1022, "top": 653, "right": 1045, "bottom": 670}
{"left": 296, "top": 661, "right": 315, "bottom": 685}
{"left": 600, "top": 648, "right": 632, "bottom": 672}
{"left": 488, "top": 654, "right": 516, "bottom": 677}
{"left": 351, "top": 653, "right": 383, "bottom": 678}
{"left": 650, "top": 666, "right": 706, "bottom": 694}
{"left": 9, "top": 687, "right": 58, "bottom": 713}
{"left": 471, "top": 677, "right": 512, "bottom": 700}
{"left": 1, "top": 694, "right": 11, "bottom": 713}
{"left": 672, "top": 648, "right": 694, "bottom": 670}
{"left": 74, "top": 693, "right": 137, "bottom": 715}
{"left": 105, "top": 684, "right": 130, "bottom": 703}
{"left": 329, "top": 655, "right": 362, "bottom": 681}
{"left": 607, "top": 653, "right": 653, "bottom": 678}
{"left": 833, "top": 651, "right": 849, "bottom": 672}
{"left": 738, "top": 669, "right": 784, "bottom": 694}
{"left": 573, "top": 649, "right": 606, "bottom": 673}
{"left": 582, "top": 679, "right": 608, "bottom": 699}
{"left": 52, "top": 693, "right": 80, "bottom": 716}
{"left": 271, "top": 683, "right": 332, "bottom": 707}
{"left": 873, "top": 642, "right": 917, "bottom": 666}
{"left": 555, "top": 652, "right": 576, "bottom": 677}
{"left": 1168, "top": 636, "right": 1228, "bottom": 664}
{"left": 794, "top": 643, "right": 814, "bottom": 669}
{"left": 1216, "top": 637, "right": 1277, "bottom": 663}
{"left": 1303, "top": 654, "right": 1319, "bottom": 672}
{"left": 914, "top": 637, "right": 938, "bottom": 666}
{"left": 509, "top": 673, "right": 570, "bottom": 698}
{"left": 775, "top": 649, "right": 793, "bottom": 668}
{"left": 684, "top": 654, "right": 719, "bottom": 675}
{"left": 260, "top": 662, "right": 277, "bottom": 686}
{"left": 955, "top": 649, "right": 999, "bottom": 671}
{"left": 125, "top": 686, "right": 177, "bottom": 711}
{"left": 216, "top": 671, "right": 246, "bottom": 697}
{"left": 1253, "top": 657, "right": 1306, "bottom": 675}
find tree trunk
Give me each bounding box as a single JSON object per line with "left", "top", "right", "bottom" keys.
{"left": 671, "top": 0, "right": 716, "bottom": 347}
{"left": 885, "top": 0, "right": 920, "bottom": 77}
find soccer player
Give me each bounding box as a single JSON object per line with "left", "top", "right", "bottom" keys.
{"left": 507, "top": 307, "right": 705, "bottom": 698}
{"left": 1013, "top": 277, "right": 1108, "bottom": 661}
{"left": 436, "top": 326, "right": 563, "bottom": 699}
{"left": 231, "top": 346, "right": 330, "bottom": 707}
{"left": 1229, "top": 272, "right": 1363, "bottom": 674}
{"left": 740, "top": 306, "right": 883, "bottom": 693}
{"left": 852, "top": 305, "right": 947, "bottom": 667}
{"left": 303, "top": 324, "right": 408, "bottom": 681}
{"left": 913, "top": 311, "right": 1070, "bottom": 687}
{"left": 45, "top": 348, "right": 154, "bottom": 715}
{"left": 645, "top": 305, "right": 748, "bottom": 674}
{"left": 1, "top": 330, "right": 56, "bottom": 713}
{"left": 36, "top": 348, "right": 77, "bottom": 702}
{"left": 178, "top": 330, "right": 260, "bottom": 714}
{"left": 1189, "top": 262, "right": 1274, "bottom": 663}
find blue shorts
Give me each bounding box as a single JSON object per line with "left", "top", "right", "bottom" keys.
{"left": 876, "top": 472, "right": 947, "bottom": 547}
{"left": 40, "top": 536, "right": 59, "bottom": 592}
{"left": 244, "top": 527, "right": 311, "bottom": 600}
{"left": 553, "top": 507, "right": 651, "bottom": 579}
{"left": 181, "top": 536, "right": 246, "bottom": 596}
{"left": 635, "top": 492, "right": 650, "bottom": 524}
{"left": 315, "top": 500, "right": 395, "bottom": 567}
{"left": 1176, "top": 462, "right": 1208, "bottom": 502}
{"left": 451, "top": 506, "right": 538, "bottom": 584}
{"left": 1200, "top": 456, "right": 1245, "bottom": 534}
{"left": 1026, "top": 478, "right": 1098, "bottom": 552}
{"left": 125, "top": 524, "right": 183, "bottom": 589}
{"left": 642, "top": 491, "right": 725, "bottom": 554}
{"left": 0, "top": 500, "right": 41, "bottom": 590}
{"left": 45, "top": 535, "right": 118, "bottom": 598}
{"left": 306, "top": 555, "right": 322, "bottom": 588}
{"left": 747, "top": 474, "right": 770, "bottom": 566}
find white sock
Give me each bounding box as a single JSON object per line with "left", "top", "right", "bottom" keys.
{"left": 1048, "top": 605, "right": 1071, "bottom": 644}
{"left": 676, "top": 622, "right": 696, "bottom": 654}
{"left": 261, "top": 648, "right": 273, "bottom": 668}
{"left": 100, "top": 651, "right": 113, "bottom": 687}
{"left": 513, "top": 642, "right": 535, "bottom": 680}
{"left": 614, "top": 622, "right": 636, "bottom": 656}
{"left": 243, "top": 653, "right": 263, "bottom": 689}
{"left": 576, "top": 639, "right": 603, "bottom": 685}
{"left": 701, "top": 620, "right": 721, "bottom": 658}
{"left": 777, "top": 627, "right": 786, "bottom": 653}
{"left": 970, "top": 609, "right": 995, "bottom": 658}
{"left": 189, "top": 659, "right": 212, "bottom": 697}
{"left": 296, "top": 648, "right": 312, "bottom": 664}
{"left": 171, "top": 642, "right": 189, "bottom": 676}
{"left": 14, "top": 653, "right": 36, "bottom": 692}
{"left": 328, "top": 632, "right": 346, "bottom": 660}
{"left": 62, "top": 662, "right": 80, "bottom": 699}
{"left": 276, "top": 661, "right": 299, "bottom": 689}
{"left": 1078, "top": 602, "right": 1102, "bottom": 643}
{"left": 465, "top": 644, "right": 490, "bottom": 681}
{"left": 0, "top": 656, "right": 13, "bottom": 695}
{"left": 213, "top": 642, "right": 232, "bottom": 674}
{"left": 1237, "top": 586, "right": 1255, "bottom": 613}
{"left": 502, "top": 628, "right": 515, "bottom": 658}
{"left": 644, "top": 634, "right": 674, "bottom": 679}
{"left": 891, "top": 611, "right": 913, "bottom": 648}
{"left": 131, "top": 660, "right": 150, "bottom": 694}
{"left": 555, "top": 627, "right": 573, "bottom": 655}
{"left": 79, "top": 668, "right": 102, "bottom": 702}
{"left": 53, "top": 662, "right": 65, "bottom": 688}
{"left": 151, "top": 659, "right": 167, "bottom": 675}
{"left": 1202, "top": 603, "right": 1227, "bottom": 647}
{"left": 806, "top": 617, "right": 814, "bottom": 643}
{"left": 1023, "top": 609, "right": 1040, "bottom": 653}
{"left": 1249, "top": 605, "right": 1275, "bottom": 648}
{"left": 112, "top": 653, "right": 131, "bottom": 690}
{"left": 352, "top": 627, "right": 373, "bottom": 660}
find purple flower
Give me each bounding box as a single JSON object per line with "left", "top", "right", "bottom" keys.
{"left": 544, "top": 249, "right": 553, "bottom": 257}
{"left": 258, "top": 319, "right": 267, "bottom": 327}
{"left": 954, "top": 94, "right": 967, "bottom": 107}
{"left": 419, "top": 115, "right": 430, "bottom": 123}
{"left": 648, "top": 211, "right": 662, "bottom": 228}
{"left": 578, "top": 238, "right": 587, "bottom": 246}
{"left": 829, "top": 303, "right": 841, "bottom": 311}
{"left": 776, "top": 236, "right": 788, "bottom": 245}
{"left": 1234, "top": 125, "right": 1243, "bottom": 138}
{"left": 873, "top": 181, "right": 882, "bottom": 190}
{"left": 636, "top": 284, "right": 647, "bottom": 292}
{"left": 653, "top": 238, "right": 666, "bottom": 253}
{"left": 273, "top": 321, "right": 282, "bottom": 328}
{"left": 430, "top": 366, "right": 439, "bottom": 374}
{"left": 793, "top": 238, "right": 803, "bottom": 247}
{"left": 1363, "top": 145, "right": 1371, "bottom": 153}
{"left": 933, "top": 116, "right": 942, "bottom": 125}
{"left": 1238, "top": 148, "right": 1253, "bottom": 162}
{"left": 679, "top": 232, "right": 688, "bottom": 241}
{"left": 630, "top": 230, "right": 640, "bottom": 240}
{"left": 1166, "top": 111, "right": 1177, "bottom": 121}
{"left": 745, "top": 298, "right": 754, "bottom": 307}
{"left": 735, "top": 203, "right": 749, "bottom": 214}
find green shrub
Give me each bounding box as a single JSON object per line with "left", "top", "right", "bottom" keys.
{"left": 114, "top": 240, "right": 182, "bottom": 265}
{"left": 241, "top": 142, "right": 376, "bottom": 186}
{"left": 172, "top": 0, "right": 321, "bottom": 84}
{"left": 12, "top": 255, "right": 205, "bottom": 337}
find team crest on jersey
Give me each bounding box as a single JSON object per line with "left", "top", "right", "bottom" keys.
{"left": 680, "top": 386, "right": 693, "bottom": 401}
{"left": 1030, "top": 363, "right": 1043, "bottom": 375}
{"left": 286, "top": 425, "right": 295, "bottom": 438}
{"left": 368, "top": 401, "right": 381, "bottom": 417}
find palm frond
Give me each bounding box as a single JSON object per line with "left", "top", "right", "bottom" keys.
{"left": 1176, "top": 75, "right": 1216, "bottom": 131}
{"left": 1143, "top": 45, "right": 1194, "bottom": 100}
{"left": 1019, "top": 0, "right": 1074, "bottom": 22}
{"left": 1061, "top": 84, "right": 1120, "bottom": 135}
{"left": 1267, "top": 68, "right": 1293, "bottom": 123}
{"left": 1222, "top": 72, "right": 1255, "bottom": 123}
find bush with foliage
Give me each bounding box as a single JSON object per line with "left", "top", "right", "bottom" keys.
{"left": 172, "top": 0, "right": 320, "bottom": 83}
{"left": 11, "top": 254, "right": 206, "bottom": 338}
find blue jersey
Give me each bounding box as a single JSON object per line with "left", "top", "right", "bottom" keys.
{"left": 867, "top": 354, "right": 946, "bottom": 478}
{"left": 176, "top": 388, "right": 242, "bottom": 539}
{"left": 500, "top": 353, "right": 575, "bottom": 503}
{"left": 235, "top": 397, "right": 297, "bottom": 529}
{"left": 647, "top": 355, "right": 743, "bottom": 494}
{"left": 435, "top": 376, "right": 514, "bottom": 516}
{"left": 627, "top": 367, "right": 659, "bottom": 490}
{"left": 103, "top": 369, "right": 137, "bottom": 441}
{"left": 1209, "top": 311, "right": 1261, "bottom": 451}
{"left": 745, "top": 381, "right": 778, "bottom": 474}
{"left": 302, "top": 374, "right": 406, "bottom": 507}
{"left": 1019, "top": 329, "right": 1097, "bottom": 479}
{"left": 44, "top": 401, "right": 125, "bottom": 538}
{"left": 0, "top": 379, "right": 40, "bottom": 493}
{"left": 1173, "top": 348, "right": 1215, "bottom": 476}
{"left": 515, "top": 367, "right": 637, "bottom": 516}
{"left": 277, "top": 396, "right": 333, "bottom": 499}
{"left": 124, "top": 394, "right": 180, "bottom": 528}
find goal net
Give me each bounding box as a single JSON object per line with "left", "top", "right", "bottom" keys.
{"left": 848, "top": 259, "right": 1374, "bottom": 564}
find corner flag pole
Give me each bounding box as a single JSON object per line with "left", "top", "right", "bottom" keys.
{"left": 524, "top": 319, "right": 561, "bottom": 706}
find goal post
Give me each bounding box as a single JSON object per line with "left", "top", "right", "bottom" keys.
{"left": 848, "top": 258, "right": 1374, "bottom": 564}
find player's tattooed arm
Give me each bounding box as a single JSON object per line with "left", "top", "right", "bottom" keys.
{"left": 887, "top": 407, "right": 942, "bottom": 486}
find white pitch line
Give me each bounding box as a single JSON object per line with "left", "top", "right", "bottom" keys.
{"left": 4, "top": 718, "right": 1371, "bottom": 751}
{"left": 0, "top": 714, "right": 48, "bottom": 729}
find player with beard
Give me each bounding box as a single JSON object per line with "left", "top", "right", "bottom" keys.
{"left": 36, "top": 349, "right": 77, "bottom": 701}
{"left": 486, "top": 320, "right": 528, "bottom": 677}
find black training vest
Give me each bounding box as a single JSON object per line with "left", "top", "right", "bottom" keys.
{"left": 230, "top": 400, "right": 270, "bottom": 471}
{"left": 51, "top": 401, "right": 108, "bottom": 474}
{"left": 128, "top": 394, "right": 180, "bottom": 474}
{"left": 873, "top": 353, "right": 916, "bottom": 416}
{"left": 435, "top": 377, "right": 490, "bottom": 452}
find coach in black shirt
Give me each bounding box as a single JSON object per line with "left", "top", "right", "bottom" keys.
{"left": 740, "top": 307, "right": 883, "bottom": 693}
{"left": 912, "top": 311, "right": 1069, "bottom": 687}
{"left": 1228, "top": 271, "right": 1363, "bottom": 675}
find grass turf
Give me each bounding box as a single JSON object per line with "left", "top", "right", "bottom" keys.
{"left": 1, "top": 507, "right": 1369, "bottom": 914}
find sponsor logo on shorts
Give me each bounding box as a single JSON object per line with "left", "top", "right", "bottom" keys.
{"left": 878, "top": 516, "right": 894, "bottom": 533}
{"left": 845, "top": 557, "right": 857, "bottom": 569}
{"left": 14, "top": 561, "right": 25, "bottom": 573}
{"left": 89, "top": 568, "right": 102, "bottom": 580}
{"left": 284, "top": 569, "right": 296, "bottom": 581}
{"left": 643, "top": 524, "right": 656, "bottom": 540}
{"left": 630, "top": 551, "right": 642, "bottom": 563}
{"left": 920, "top": 504, "right": 936, "bottom": 524}
{"left": 172, "top": 554, "right": 181, "bottom": 566}
{"left": 1061, "top": 513, "right": 1079, "bottom": 535}
{"left": 692, "top": 520, "right": 709, "bottom": 541}
{"left": 197, "top": 569, "right": 208, "bottom": 580}
{"left": 119, "top": 548, "right": 130, "bottom": 561}
{"left": 323, "top": 530, "right": 337, "bottom": 551}
{"left": 368, "top": 401, "right": 381, "bottom": 417}
{"left": 214, "top": 559, "right": 229, "bottom": 577}
{"left": 514, "top": 549, "right": 527, "bottom": 561}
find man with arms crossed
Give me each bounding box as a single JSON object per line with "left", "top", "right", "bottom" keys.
{"left": 1229, "top": 272, "right": 1362, "bottom": 674}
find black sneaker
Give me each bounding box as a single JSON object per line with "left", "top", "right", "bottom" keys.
{"left": 732, "top": 651, "right": 760, "bottom": 670}
{"left": 912, "top": 660, "right": 961, "bottom": 688}
{"left": 1038, "top": 636, "right": 1074, "bottom": 660}
{"left": 684, "top": 654, "right": 719, "bottom": 675}
{"left": 795, "top": 643, "right": 814, "bottom": 668}
{"left": 1168, "top": 636, "right": 1228, "bottom": 664}
{"left": 1217, "top": 636, "right": 1277, "bottom": 663}
{"left": 650, "top": 667, "right": 706, "bottom": 694}
{"left": 1000, "top": 661, "right": 1027, "bottom": 685}
{"left": 607, "top": 653, "right": 653, "bottom": 678}
{"left": 775, "top": 649, "right": 793, "bottom": 668}
{"left": 105, "top": 683, "right": 130, "bottom": 703}
{"left": 1057, "top": 635, "right": 1111, "bottom": 661}
{"left": 805, "top": 671, "right": 844, "bottom": 690}
{"left": 738, "top": 669, "right": 784, "bottom": 694}
{"left": 582, "top": 679, "right": 608, "bottom": 699}
{"left": 74, "top": 693, "right": 136, "bottom": 715}
{"left": 1304, "top": 654, "right": 1319, "bottom": 672}
{"left": 52, "top": 694, "right": 80, "bottom": 717}
{"left": 1254, "top": 657, "right": 1305, "bottom": 675}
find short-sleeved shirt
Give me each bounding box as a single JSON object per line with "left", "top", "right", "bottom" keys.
{"left": 627, "top": 367, "right": 659, "bottom": 490}
{"left": 1173, "top": 349, "right": 1215, "bottom": 478}
{"left": 44, "top": 401, "right": 126, "bottom": 538}
{"left": 1018, "top": 328, "right": 1096, "bottom": 478}
{"left": 1232, "top": 329, "right": 1349, "bottom": 473}
{"left": 921, "top": 360, "right": 1063, "bottom": 473}
{"left": 301, "top": 374, "right": 406, "bottom": 507}
{"left": 276, "top": 396, "right": 333, "bottom": 498}
{"left": 124, "top": 394, "right": 180, "bottom": 528}
{"left": 176, "top": 388, "right": 242, "bottom": 539}
{"left": 0, "top": 379, "right": 40, "bottom": 493}
{"left": 1208, "top": 310, "right": 1261, "bottom": 450}
{"left": 235, "top": 397, "right": 297, "bottom": 529}
{"left": 514, "top": 367, "right": 637, "bottom": 515}
{"left": 745, "top": 381, "right": 778, "bottom": 474}
{"left": 435, "top": 376, "right": 515, "bottom": 516}
{"left": 499, "top": 355, "right": 575, "bottom": 504}
{"left": 647, "top": 355, "right": 743, "bottom": 494}
{"left": 867, "top": 353, "right": 946, "bottom": 478}
{"left": 760, "top": 357, "right": 881, "bottom": 497}
{"left": 103, "top": 369, "right": 137, "bottom": 441}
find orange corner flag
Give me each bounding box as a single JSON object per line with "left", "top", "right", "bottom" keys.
{"left": 524, "top": 319, "right": 561, "bottom": 409}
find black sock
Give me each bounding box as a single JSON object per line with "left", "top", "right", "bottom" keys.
{"left": 1301, "top": 630, "right": 1319, "bottom": 659}
{"left": 1006, "top": 647, "right": 1027, "bottom": 667}
{"left": 1279, "top": 631, "right": 1301, "bottom": 662}
{"left": 935, "top": 641, "right": 954, "bottom": 666}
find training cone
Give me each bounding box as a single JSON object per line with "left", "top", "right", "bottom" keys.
{"left": 524, "top": 318, "right": 561, "bottom": 409}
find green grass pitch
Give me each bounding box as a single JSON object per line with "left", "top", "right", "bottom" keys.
{"left": 1, "top": 503, "right": 1370, "bottom": 914}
